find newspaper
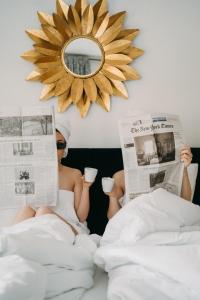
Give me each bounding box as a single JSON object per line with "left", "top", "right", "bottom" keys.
{"left": 0, "top": 106, "right": 58, "bottom": 209}
{"left": 119, "top": 113, "right": 185, "bottom": 202}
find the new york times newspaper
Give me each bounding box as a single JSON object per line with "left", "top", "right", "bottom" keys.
{"left": 0, "top": 106, "right": 58, "bottom": 208}
{"left": 119, "top": 113, "right": 185, "bottom": 202}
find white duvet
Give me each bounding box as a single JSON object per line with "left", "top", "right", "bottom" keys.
{"left": 94, "top": 188, "right": 200, "bottom": 300}
{"left": 0, "top": 214, "right": 97, "bottom": 300}
{"left": 0, "top": 255, "right": 46, "bottom": 300}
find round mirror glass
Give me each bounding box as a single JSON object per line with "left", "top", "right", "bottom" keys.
{"left": 62, "top": 37, "right": 103, "bottom": 77}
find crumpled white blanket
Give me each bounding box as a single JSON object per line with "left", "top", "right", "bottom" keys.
{"left": 0, "top": 255, "right": 46, "bottom": 300}
{"left": 0, "top": 214, "right": 97, "bottom": 300}
{"left": 94, "top": 188, "right": 200, "bottom": 300}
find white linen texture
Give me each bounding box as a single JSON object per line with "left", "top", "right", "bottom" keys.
{"left": 94, "top": 188, "right": 200, "bottom": 300}
{"left": 0, "top": 214, "right": 97, "bottom": 300}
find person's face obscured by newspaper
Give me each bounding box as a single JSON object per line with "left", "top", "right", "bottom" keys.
{"left": 56, "top": 130, "right": 66, "bottom": 162}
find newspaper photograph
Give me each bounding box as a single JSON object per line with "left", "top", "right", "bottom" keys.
{"left": 0, "top": 106, "right": 58, "bottom": 208}
{"left": 119, "top": 113, "right": 185, "bottom": 202}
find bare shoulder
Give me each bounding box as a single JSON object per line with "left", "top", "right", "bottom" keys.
{"left": 62, "top": 166, "right": 82, "bottom": 178}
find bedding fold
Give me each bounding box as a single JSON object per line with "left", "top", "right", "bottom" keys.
{"left": 0, "top": 214, "right": 97, "bottom": 299}
{"left": 94, "top": 188, "right": 200, "bottom": 300}
{"left": 0, "top": 255, "right": 46, "bottom": 300}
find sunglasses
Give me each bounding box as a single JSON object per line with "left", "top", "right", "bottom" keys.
{"left": 56, "top": 141, "right": 66, "bottom": 150}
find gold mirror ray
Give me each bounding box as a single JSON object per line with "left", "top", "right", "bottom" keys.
{"left": 40, "top": 68, "right": 66, "bottom": 84}
{"left": 56, "top": 0, "right": 69, "bottom": 20}
{"left": 81, "top": 5, "right": 94, "bottom": 34}
{"left": 26, "top": 69, "right": 46, "bottom": 81}
{"left": 25, "top": 29, "right": 49, "bottom": 43}
{"left": 98, "top": 24, "right": 122, "bottom": 45}
{"left": 35, "top": 58, "right": 62, "bottom": 69}
{"left": 110, "top": 79, "right": 128, "bottom": 99}
{"left": 128, "top": 47, "right": 144, "bottom": 59}
{"left": 22, "top": 0, "right": 143, "bottom": 117}
{"left": 58, "top": 92, "right": 73, "bottom": 112}
{"left": 53, "top": 13, "right": 72, "bottom": 39}
{"left": 93, "top": 0, "right": 107, "bottom": 18}
{"left": 97, "top": 91, "right": 110, "bottom": 111}
{"left": 71, "top": 78, "right": 84, "bottom": 103}
{"left": 93, "top": 13, "right": 109, "bottom": 38}
{"left": 94, "top": 73, "right": 113, "bottom": 95}
{"left": 54, "top": 74, "right": 74, "bottom": 96}
{"left": 77, "top": 95, "right": 91, "bottom": 117}
{"left": 68, "top": 5, "right": 82, "bottom": 35}
{"left": 75, "top": 0, "right": 88, "bottom": 17}
{"left": 34, "top": 43, "right": 61, "bottom": 56}
{"left": 117, "top": 65, "right": 140, "bottom": 80}
{"left": 117, "top": 29, "right": 139, "bottom": 41}
{"left": 105, "top": 54, "right": 132, "bottom": 65}
{"left": 21, "top": 50, "right": 42, "bottom": 63}
{"left": 104, "top": 40, "right": 131, "bottom": 55}
{"left": 41, "top": 25, "right": 64, "bottom": 46}
{"left": 108, "top": 11, "right": 126, "bottom": 28}
{"left": 40, "top": 83, "right": 56, "bottom": 100}
{"left": 37, "top": 11, "right": 55, "bottom": 27}
{"left": 101, "top": 64, "right": 126, "bottom": 81}
{"left": 83, "top": 78, "right": 97, "bottom": 102}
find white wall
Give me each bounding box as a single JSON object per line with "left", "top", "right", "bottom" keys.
{"left": 1, "top": 0, "right": 200, "bottom": 148}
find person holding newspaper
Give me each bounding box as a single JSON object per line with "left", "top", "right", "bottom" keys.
{"left": 106, "top": 145, "right": 193, "bottom": 219}
{"left": 13, "top": 120, "right": 94, "bottom": 234}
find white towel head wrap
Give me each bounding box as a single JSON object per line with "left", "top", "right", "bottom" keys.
{"left": 55, "top": 117, "right": 71, "bottom": 157}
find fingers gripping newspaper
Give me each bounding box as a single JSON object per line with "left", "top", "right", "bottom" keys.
{"left": 119, "top": 113, "right": 185, "bottom": 202}
{"left": 0, "top": 106, "right": 58, "bottom": 208}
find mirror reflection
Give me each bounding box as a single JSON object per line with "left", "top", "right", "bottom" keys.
{"left": 62, "top": 37, "right": 103, "bottom": 77}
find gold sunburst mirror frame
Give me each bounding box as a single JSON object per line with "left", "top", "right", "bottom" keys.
{"left": 21, "top": 0, "right": 144, "bottom": 117}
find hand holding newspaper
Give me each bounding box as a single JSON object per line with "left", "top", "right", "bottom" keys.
{"left": 0, "top": 106, "right": 58, "bottom": 208}
{"left": 119, "top": 112, "right": 185, "bottom": 202}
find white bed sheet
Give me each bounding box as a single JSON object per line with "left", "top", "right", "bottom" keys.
{"left": 82, "top": 267, "right": 108, "bottom": 300}
{"left": 49, "top": 267, "right": 108, "bottom": 300}
{"left": 95, "top": 188, "right": 200, "bottom": 300}
{"left": 51, "top": 267, "right": 108, "bottom": 300}
{"left": 0, "top": 215, "right": 97, "bottom": 300}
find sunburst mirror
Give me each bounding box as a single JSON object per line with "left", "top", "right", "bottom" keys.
{"left": 21, "top": 0, "right": 144, "bottom": 117}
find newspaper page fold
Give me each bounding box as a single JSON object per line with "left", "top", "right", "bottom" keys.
{"left": 119, "top": 113, "right": 185, "bottom": 203}
{"left": 0, "top": 106, "right": 58, "bottom": 208}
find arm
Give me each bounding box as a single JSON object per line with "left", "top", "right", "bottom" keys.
{"left": 180, "top": 146, "right": 192, "bottom": 201}
{"left": 181, "top": 167, "right": 192, "bottom": 201}
{"left": 73, "top": 170, "right": 83, "bottom": 212}
{"left": 76, "top": 178, "right": 93, "bottom": 223}
{"left": 107, "top": 192, "right": 122, "bottom": 219}
{"left": 74, "top": 173, "right": 93, "bottom": 223}
{"left": 107, "top": 174, "right": 124, "bottom": 219}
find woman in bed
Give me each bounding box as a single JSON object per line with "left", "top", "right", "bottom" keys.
{"left": 13, "top": 121, "right": 93, "bottom": 235}
{"left": 106, "top": 145, "right": 193, "bottom": 219}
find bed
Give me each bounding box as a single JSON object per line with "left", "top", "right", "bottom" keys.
{"left": 0, "top": 148, "right": 199, "bottom": 300}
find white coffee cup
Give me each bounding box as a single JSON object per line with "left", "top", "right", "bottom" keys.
{"left": 84, "top": 167, "right": 98, "bottom": 182}
{"left": 102, "top": 177, "right": 114, "bottom": 193}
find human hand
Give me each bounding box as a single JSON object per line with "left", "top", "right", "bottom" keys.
{"left": 82, "top": 175, "right": 94, "bottom": 188}
{"left": 180, "top": 145, "right": 193, "bottom": 168}
{"left": 104, "top": 184, "right": 118, "bottom": 199}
